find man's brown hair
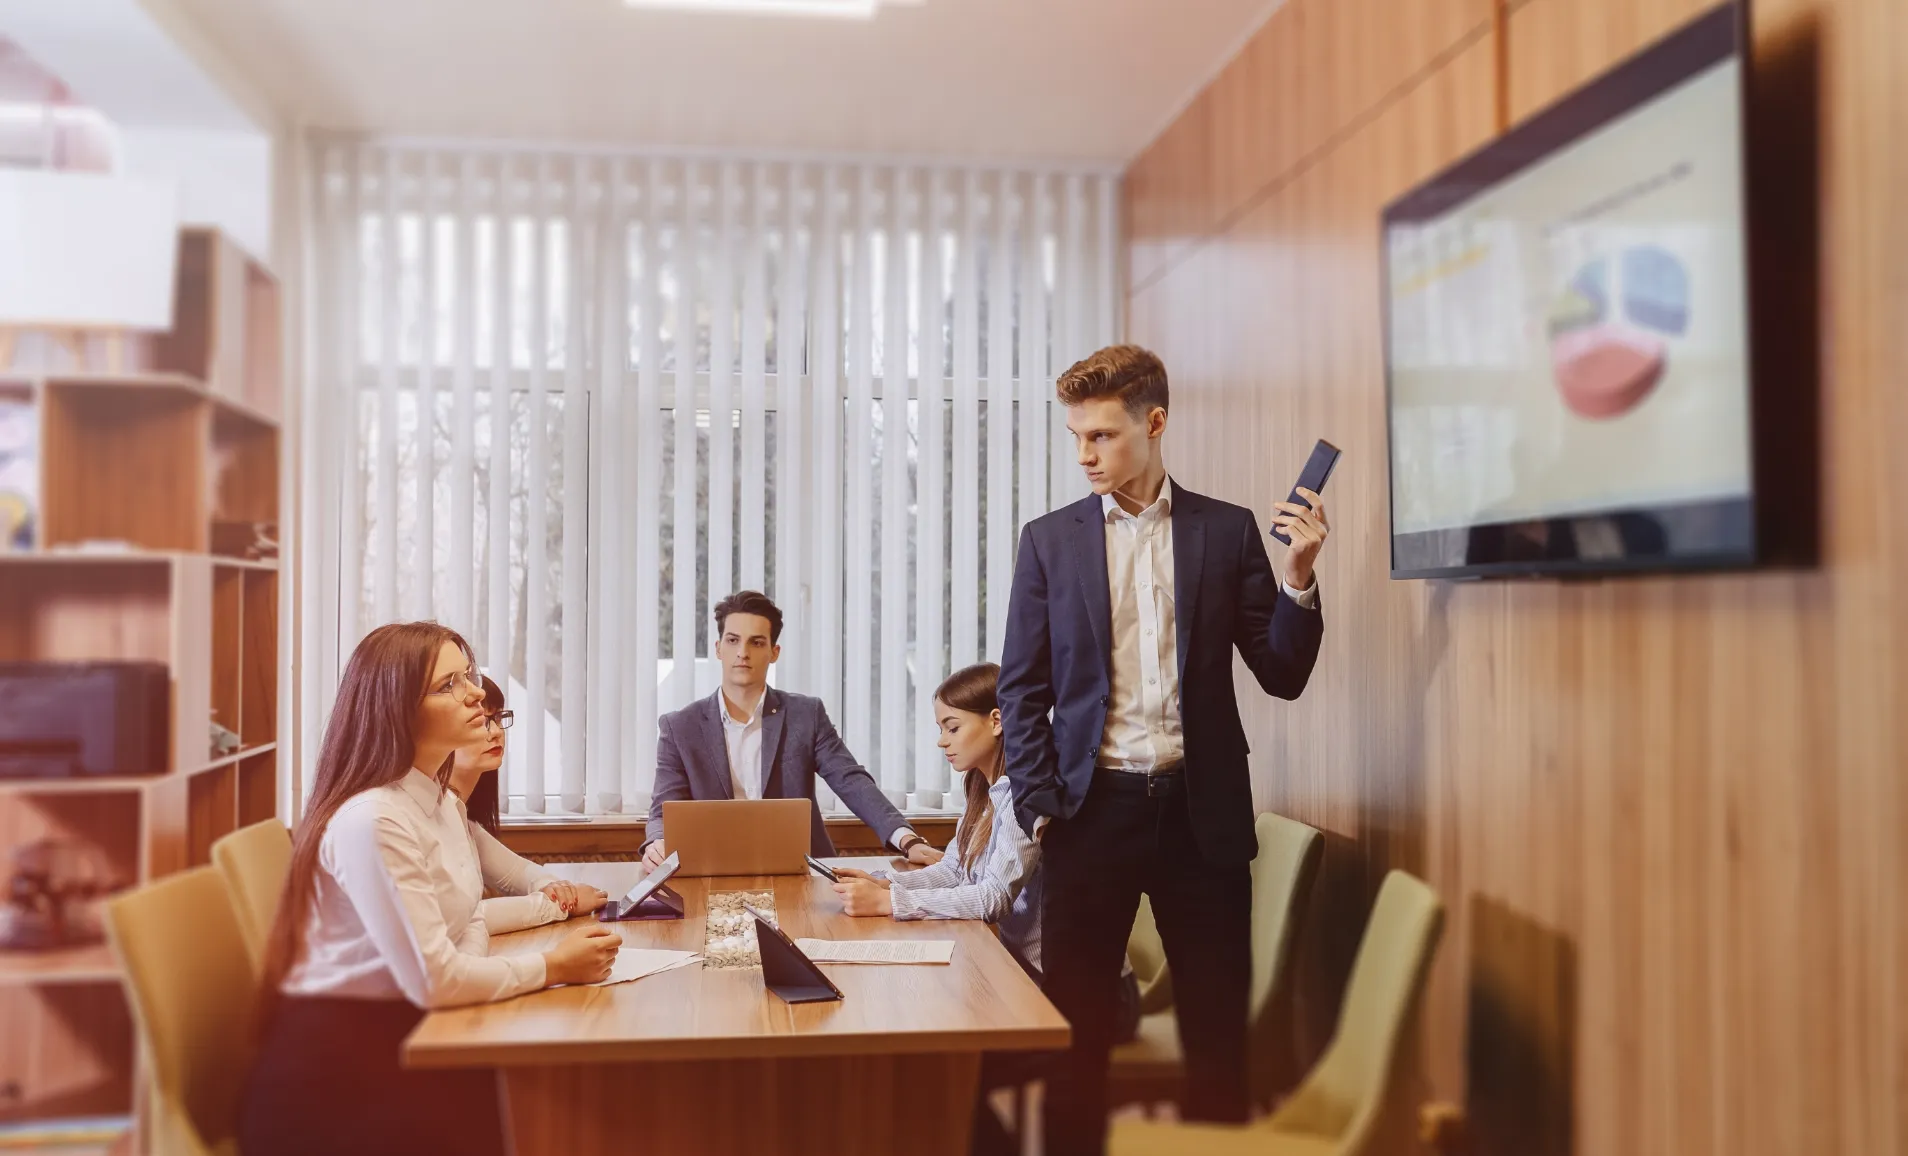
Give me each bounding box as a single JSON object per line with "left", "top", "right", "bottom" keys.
{"left": 714, "top": 589, "right": 784, "bottom": 644}
{"left": 1055, "top": 344, "right": 1169, "bottom": 419}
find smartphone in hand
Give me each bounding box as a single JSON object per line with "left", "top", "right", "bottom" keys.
{"left": 1270, "top": 439, "right": 1340, "bottom": 545}
{"left": 805, "top": 855, "right": 840, "bottom": 883}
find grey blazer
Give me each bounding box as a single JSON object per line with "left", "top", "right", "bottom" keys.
{"left": 644, "top": 687, "right": 909, "bottom": 857}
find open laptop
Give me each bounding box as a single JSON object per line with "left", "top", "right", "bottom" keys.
{"left": 662, "top": 798, "right": 811, "bottom": 876}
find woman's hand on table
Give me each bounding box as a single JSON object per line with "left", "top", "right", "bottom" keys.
{"left": 540, "top": 880, "right": 609, "bottom": 916}
{"left": 832, "top": 877, "right": 894, "bottom": 917}
{"left": 543, "top": 924, "right": 620, "bottom": 985}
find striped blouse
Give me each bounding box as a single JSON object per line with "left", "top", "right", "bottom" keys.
{"left": 873, "top": 775, "right": 1043, "bottom": 973}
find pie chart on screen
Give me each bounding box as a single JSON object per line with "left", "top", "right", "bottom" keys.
{"left": 1547, "top": 246, "right": 1690, "bottom": 419}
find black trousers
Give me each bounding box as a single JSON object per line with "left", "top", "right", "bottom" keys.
{"left": 239, "top": 995, "right": 509, "bottom": 1156}
{"left": 970, "top": 969, "right": 1142, "bottom": 1156}
{"left": 1040, "top": 769, "right": 1253, "bottom": 1156}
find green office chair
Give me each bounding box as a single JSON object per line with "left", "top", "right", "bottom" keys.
{"left": 1111, "top": 811, "right": 1325, "bottom": 1110}
{"left": 105, "top": 866, "right": 261, "bottom": 1156}
{"left": 1109, "top": 869, "right": 1445, "bottom": 1156}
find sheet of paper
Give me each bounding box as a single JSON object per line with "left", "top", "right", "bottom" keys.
{"left": 793, "top": 939, "right": 956, "bottom": 965}
{"left": 590, "top": 948, "right": 702, "bottom": 987}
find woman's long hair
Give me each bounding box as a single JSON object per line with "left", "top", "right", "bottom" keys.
{"left": 259, "top": 622, "right": 476, "bottom": 1007}
{"left": 463, "top": 676, "right": 506, "bottom": 835}
{"left": 935, "top": 663, "right": 1004, "bottom": 870}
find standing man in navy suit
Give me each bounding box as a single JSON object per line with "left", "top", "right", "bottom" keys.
{"left": 999, "top": 346, "right": 1330, "bottom": 1155}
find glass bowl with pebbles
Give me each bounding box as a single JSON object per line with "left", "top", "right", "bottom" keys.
{"left": 702, "top": 889, "right": 778, "bottom": 969}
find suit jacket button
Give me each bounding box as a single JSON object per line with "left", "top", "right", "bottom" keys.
{"left": 1100, "top": 695, "right": 1109, "bottom": 706}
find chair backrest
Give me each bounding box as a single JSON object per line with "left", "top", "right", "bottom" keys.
{"left": 1268, "top": 869, "right": 1443, "bottom": 1154}
{"left": 104, "top": 866, "right": 261, "bottom": 1154}
{"left": 1123, "top": 811, "right": 1325, "bottom": 1037}
{"left": 211, "top": 819, "right": 292, "bottom": 971}
{"left": 1124, "top": 895, "right": 1173, "bottom": 1014}
{"left": 1246, "top": 811, "right": 1324, "bottom": 1103}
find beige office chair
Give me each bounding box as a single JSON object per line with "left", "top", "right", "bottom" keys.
{"left": 1111, "top": 811, "right": 1325, "bottom": 1110}
{"left": 1109, "top": 869, "right": 1444, "bottom": 1156}
{"left": 211, "top": 819, "right": 292, "bottom": 971}
{"left": 104, "top": 866, "right": 261, "bottom": 1156}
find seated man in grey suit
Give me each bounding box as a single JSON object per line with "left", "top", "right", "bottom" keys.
{"left": 640, "top": 590, "right": 944, "bottom": 870}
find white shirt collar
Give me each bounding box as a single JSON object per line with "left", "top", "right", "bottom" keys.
{"left": 1102, "top": 476, "right": 1174, "bottom": 524}
{"left": 718, "top": 688, "right": 765, "bottom": 730}
{"left": 396, "top": 768, "right": 445, "bottom": 812}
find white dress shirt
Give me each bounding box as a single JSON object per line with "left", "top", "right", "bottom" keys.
{"left": 720, "top": 691, "right": 769, "bottom": 801}
{"left": 719, "top": 688, "right": 921, "bottom": 850}
{"left": 1099, "top": 479, "right": 1318, "bottom": 773}
{"left": 281, "top": 769, "right": 547, "bottom": 1008}
{"left": 466, "top": 817, "right": 567, "bottom": 935}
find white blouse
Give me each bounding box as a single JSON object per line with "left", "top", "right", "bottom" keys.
{"left": 468, "top": 820, "right": 568, "bottom": 935}
{"left": 281, "top": 769, "right": 547, "bottom": 1008}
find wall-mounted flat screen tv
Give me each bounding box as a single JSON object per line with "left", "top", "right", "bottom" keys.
{"left": 1382, "top": 2, "right": 1754, "bottom": 579}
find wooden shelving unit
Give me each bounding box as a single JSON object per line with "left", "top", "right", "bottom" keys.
{"left": 0, "top": 226, "right": 282, "bottom": 1128}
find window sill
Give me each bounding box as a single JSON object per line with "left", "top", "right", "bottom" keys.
{"left": 495, "top": 811, "right": 961, "bottom": 860}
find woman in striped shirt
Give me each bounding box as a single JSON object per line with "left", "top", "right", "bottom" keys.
{"left": 831, "top": 662, "right": 1043, "bottom": 971}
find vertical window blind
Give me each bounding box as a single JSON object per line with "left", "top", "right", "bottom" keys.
{"left": 301, "top": 141, "right": 1120, "bottom": 817}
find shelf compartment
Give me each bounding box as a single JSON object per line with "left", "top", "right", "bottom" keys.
{"left": 0, "top": 561, "right": 172, "bottom": 669}
{"left": 210, "top": 567, "right": 242, "bottom": 753}
{"left": 239, "top": 569, "right": 277, "bottom": 748}
{"left": 184, "top": 765, "right": 236, "bottom": 869}
{"left": 0, "top": 985, "right": 134, "bottom": 1125}
{"left": 208, "top": 407, "right": 278, "bottom": 560}
{"left": 152, "top": 229, "right": 280, "bottom": 423}
{"left": 237, "top": 751, "right": 277, "bottom": 829}
{"left": 0, "top": 790, "right": 144, "bottom": 901}
{"left": 38, "top": 381, "right": 206, "bottom": 554}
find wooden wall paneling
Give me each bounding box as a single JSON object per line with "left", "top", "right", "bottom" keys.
{"left": 1125, "top": 0, "right": 1907, "bottom": 1152}
{"left": 1504, "top": 0, "right": 1720, "bottom": 120}
{"left": 1124, "top": 87, "right": 1217, "bottom": 300}
{"left": 1125, "top": 0, "right": 1494, "bottom": 294}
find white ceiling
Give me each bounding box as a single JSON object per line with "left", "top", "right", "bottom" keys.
{"left": 0, "top": 0, "right": 262, "bottom": 130}
{"left": 161, "top": 0, "right": 1282, "bottom": 165}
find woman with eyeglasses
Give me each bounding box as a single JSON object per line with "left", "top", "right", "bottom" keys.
{"left": 448, "top": 674, "right": 610, "bottom": 931}
{"left": 241, "top": 623, "right": 622, "bottom": 1156}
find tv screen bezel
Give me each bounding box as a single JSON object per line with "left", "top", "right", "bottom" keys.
{"left": 1379, "top": 1, "right": 1756, "bottom": 581}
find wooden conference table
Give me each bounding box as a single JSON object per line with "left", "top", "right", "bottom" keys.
{"left": 402, "top": 859, "right": 1071, "bottom": 1156}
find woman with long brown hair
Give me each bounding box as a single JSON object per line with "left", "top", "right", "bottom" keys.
{"left": 240, "top": 622, "right": 620, "bottom": 1156}
{"left": 831, "top": 663, "right": 1043, "bottom": 971}
{"left": 450, "top": 675, "right": 609, "bottom": 933}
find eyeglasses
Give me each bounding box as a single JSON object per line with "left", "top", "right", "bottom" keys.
{"left": 426, "top": 667, "right": 483, "bottom": 699}
{"left": 485, "top": 710, "right": 515, "bottom": 733}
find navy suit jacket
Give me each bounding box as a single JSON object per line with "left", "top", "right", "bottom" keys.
{"left": 999, "top": 482, "right": 1324, "bottom": 866}
{"left": 645, "top": 687, "right": 909, "bottom": 857}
